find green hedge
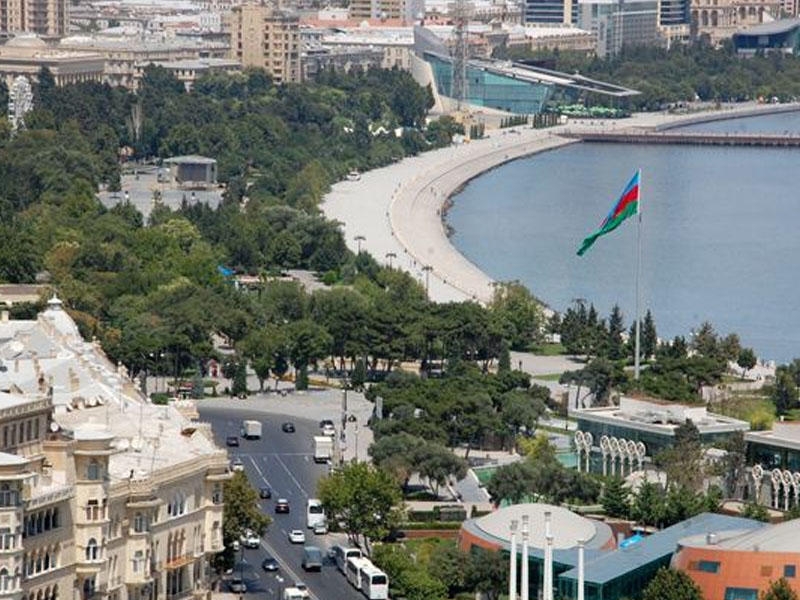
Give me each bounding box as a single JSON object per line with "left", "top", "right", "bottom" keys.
{"left": 400, "top": 521, "right": 462, "bottom": 530}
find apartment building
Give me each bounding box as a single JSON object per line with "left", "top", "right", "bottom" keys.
{"left": 0, "top": 296, "right": 230, "bottom": 600}
{"left": 0, "top": 0, "right": 68, "bottom": 38}
{"left": 226, "top": 2, "right": 301, "bottom": 83}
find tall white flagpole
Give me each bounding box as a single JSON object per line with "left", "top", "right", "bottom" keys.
{"left": 634, "top": 168, "right": 642, "bottom": 380}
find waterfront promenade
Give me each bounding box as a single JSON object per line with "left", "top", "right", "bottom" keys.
{"left": 322, "top": 102, "right": 800, "bottom": 305}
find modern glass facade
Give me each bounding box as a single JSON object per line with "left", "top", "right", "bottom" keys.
{"left": 558, "top": 556, "right": 672, "bottom": 600}
{"left": 525, "top": 0, "right": 579, "bottom": 24}
{"left": 658, "top": 0, "right": 689, "bottom": 26}
{"left": 425, "top": 53, "right": 554, "bottom": 114}
{"left": 747, "top": 441, "right": 800, "bottom": 471}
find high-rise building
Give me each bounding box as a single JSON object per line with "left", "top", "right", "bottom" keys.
{"left": 0, "top": 0, "right": 69, "bottom": 37}
{"left": 578, "top": 0, "right": 660, "bottom": 56}
{"left": 226, "top": 2, "right": 301, "bottom": 83}
{"left": 348, "top": 0, "right": 424, "bottom": 24}
{"left": 524, "top": 0, "right": 578, "bottom": 25}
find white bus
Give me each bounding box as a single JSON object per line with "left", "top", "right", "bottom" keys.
{"left": 360, "top": 564, "right": 389, "bottom": 600}
{"left": 306, "top": 499, "right": 326, "bottom": 529}
{"left": 332, "top": 545, "right": 363, "bottom": 574}
{"left": 346, "top": 557, "right": 373, "bottom": 589}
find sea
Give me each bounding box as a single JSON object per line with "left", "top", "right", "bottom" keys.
{"left": 447, "top": 111, "right": 800, "bottom": 364}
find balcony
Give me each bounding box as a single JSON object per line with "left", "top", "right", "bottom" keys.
{"left": 25, "top": 484, "right": 74, "bottom": 511}
{"left": 164, "top": 555, "right": 194, "bottom": 570}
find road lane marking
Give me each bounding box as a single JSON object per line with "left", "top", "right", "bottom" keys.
{"left": 260, "top": 538, "right": 320, "bottom": 600}
{"left": 248, "top": 455, "right": 272, "bottom": 486}
{"left": 275, "top": 455, "right": 309, "bottom": 498}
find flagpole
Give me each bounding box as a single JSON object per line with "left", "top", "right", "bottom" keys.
{"left": 634, "top": 168, "right": 642, "bottom": 381}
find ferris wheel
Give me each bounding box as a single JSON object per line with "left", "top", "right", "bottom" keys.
{"left": 8, "top": 75, "right": 33, "bottom": 132}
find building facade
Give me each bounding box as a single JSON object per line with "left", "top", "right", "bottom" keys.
{"left": 672, "top": 519, "right": 800, "bottom": 600}
{"left": 0, "top": 298, "right": 230, "bottom": 599}
{"left": 348, "top": 0, "right": 424, "bottom": 24}
{"left": 525, "top": 0, "right": 579, "bottom": 24}
{"left": 0, "top": 0, "right": 67, "bottom": 38}
{"left": 691, "top": 0, "right": 780, "bottom": 44}
{"left": 577, "top": 0, "right": 660, "bottom": 56}
{"left": 0, "top": 37, "right": 105, "bottom": 88}
{"left": 226, "top": 3, "right": 301, "bottom": 83}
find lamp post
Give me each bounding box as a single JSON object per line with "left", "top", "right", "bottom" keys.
{"left": 354, "top": 235, "right": 366, "bottom": 254}
{"left": 577, "top": 538, "right": 586, "bottom": 600}
{"left": 385, "top": 252, "right": 396, "bottom": 268}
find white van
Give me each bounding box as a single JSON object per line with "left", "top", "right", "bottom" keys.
{"left": 306, "top": 498, "right": 326, "bottom": 529}
{"left": 331, "top": 545, "right": 363, "bottom": 574}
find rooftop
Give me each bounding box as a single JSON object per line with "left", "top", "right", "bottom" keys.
{"left": 734, "top": 17, "right": 800, "bottom": 36}
{"left": 745, "top": 421, "right": 800, "bottom": 450}
{"left": 559, "top": 513, "right": 765, "bottom": 584}
{"left": 164, "top": 155, "right": 217, "bottom": 165}
{"left": 678, "top": 518, "right": 800, "bottom": 554}
{"left": 0, "top": 297, "right": 225, "bottom": 482}
{"left": 576, "top": 397, "right": 750, "bottom": 435}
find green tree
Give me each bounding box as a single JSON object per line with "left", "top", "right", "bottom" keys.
{"left": 232, "top": 361, "right": 247, "bottom": 397}
{"left": 737, "top": 347, "right": 758, "bottom": 379}
{"left": 218, "top": 472, "right": 271, "bottom": 570}
{"left": 465, "top": 549, "right": 509, "bottom": 600}
{"left": 762, "top": 579, "right": 799, "bottom": 600}
{"left": 486, "top": 461, "right": 536, "bottom": 506}
{"left": 607, "top": 304, "right": 626, "bottom": 360}
{"left": 317, "top": 462, "right": 401, "bottom": 552}
{"left": 602, "top": 477, "right": 631, "bottom": 519}
{"left": 772, "top": 366, "right": 799, "bottom": 415}
{"left": 741, "top": 502, "right": 770, "bottom": 522}
{"left": 489, "top": 281, "right": 544, "bottom": 351}
{"left": 631, "top": 481, "right": 666, "bottom": 527}
{"left": 642, "top": 567, "right": 705, "bottom": 600}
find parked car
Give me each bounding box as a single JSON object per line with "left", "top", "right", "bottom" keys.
{"left": 262, "top": 553, "right": 280, "bottom": 572}
{"left": 281, "top": 422, "right": 296, "bottom": 433}
{"left": 228, "top": 577, "right": 247, "bottom": 593}
{"left": 240, "top": 529, "right": 260, "bottom": 549}
{"left": 319, "top": 419, "right": 334, "bottom": 429}
{"left": 231, "top": 458, "right": 244, "bottom": 472}
{"left": 321, "top": 423, "right": 335, "bottom": 437}
{"left": 226, "top": 436, "right": 240, "bottom": 447}
{"left": 275, "top": 498, "right": 290, "bottom": 513}
{"left": 259, "top": 486, "right": 272, "bottom": 499}
{"left": 289, "top": 529, "right": 306, "bottom": 544}
{"left": 312, "top": 522, "right": 328, "bottom": 535}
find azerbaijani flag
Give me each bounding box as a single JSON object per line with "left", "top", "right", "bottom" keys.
{"left": 577, "top": 170, "right": 640, "bottom": 257}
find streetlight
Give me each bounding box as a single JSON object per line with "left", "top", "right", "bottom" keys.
{"left": 354, "top": 235, "right": 366, "bottom": 254}
{"left": 385, "top": 251, "right": 396, "bottom": 268}
{"left": 422, "top": 265, "right": 433, "bottom": 298}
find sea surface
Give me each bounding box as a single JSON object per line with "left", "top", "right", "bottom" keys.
{"left": 447, "top": 111, "right": 800, "bottom": 363}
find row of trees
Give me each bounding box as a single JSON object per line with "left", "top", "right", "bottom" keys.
{"left": 498, "top": 43, "right": 800, "bottom": 110}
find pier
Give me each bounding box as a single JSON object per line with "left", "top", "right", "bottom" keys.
{"left": 562, "top": 130, "right": 800, "bottom": 147}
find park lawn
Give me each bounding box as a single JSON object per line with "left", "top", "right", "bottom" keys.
{"left": 718, "top": 393, "right": 775, "bottom": 430}
{"left": 533, "top": 373, "right": 562, "bottom": 381}
{"left": 530, "top": 343, "right": 566, "bottom": 356}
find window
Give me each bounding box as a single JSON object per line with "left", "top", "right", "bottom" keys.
{"left": 87, "top": 460, "right": 100, "bottom": 481}
{"left": 761, "top": 565, "right": 773, "bottom": 577}
{"left": 212, "top": 485, "right": 222, "bottom": 505}
{"left": 0, "top": 484, "right": 18, "bottom": 507}
{"left": 785, "top": 565, "right": 796, "bottom": 578}
{"left": 725, "top": 588, "right": 758, "bottom": 600}
{"left": 85, "top": 538, "right": 99, "bottom": 561}
{"left": 133, "top": 513, "right": 148, "bottom": 533}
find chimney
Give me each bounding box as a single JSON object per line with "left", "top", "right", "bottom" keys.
{"left": 706, "top": 533, "right": 718, "bottom": 545}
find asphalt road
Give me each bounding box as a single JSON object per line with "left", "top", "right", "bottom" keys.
{"left": 200, "top": 406, "right": 364, "bottom": 600}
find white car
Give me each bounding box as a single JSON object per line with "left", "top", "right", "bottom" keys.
{"left": 313, "top": 522, "right": 328, "bottom": 535}
{"left": 288, "top": 529, "right": 306, "bottom": 544}
{"left": 240, "top": 529, "right": 260, "bottom": 549}
{"left": 321, "top": 424, "right": 335, "bottom": 437}
{"left": 231, "top": 458, "right": 244, "bottom": 472}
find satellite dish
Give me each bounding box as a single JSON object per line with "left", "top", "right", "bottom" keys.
{"left": 49, "top": 421, "right": 60, "bottom": 433}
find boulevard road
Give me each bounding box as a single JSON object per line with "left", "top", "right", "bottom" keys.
{"left": 200, "top": 406, "right": 363, "bottom": 600}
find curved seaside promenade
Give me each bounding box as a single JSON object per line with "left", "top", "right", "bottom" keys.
{"left": 322, "top": 102, "right": 800, "bottom": 305}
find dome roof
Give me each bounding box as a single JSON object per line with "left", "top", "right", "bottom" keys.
{"left": 6, "top": 35, "right": 47, "bottom": 49}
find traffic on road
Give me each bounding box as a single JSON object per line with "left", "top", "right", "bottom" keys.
{"left": 200, "top": 406, "right": 367, "bottom": 600}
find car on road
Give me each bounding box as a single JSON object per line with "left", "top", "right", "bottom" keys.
{"left": 275, "top": 498, "right": 290, "bottom": 513}
{"left": 288, "top": 529, "right": 306, "bottom": 544}
{"left": 312, "top": 522, "right": 328, "bottom": 535}
{"left": 259, "top": 486, "right": 272, "bottom": 499}
{"left": 301, "top": 546, "right": 323, "bottom": 571}
{"left": 321, "top": 423, "right": 335, "bottom": 437}
{"left": 261, "top": 554, "right": 279, "bottom": 572}
{"left": 227, "top": 577, "right": 247, "bottom": 593}
{"left": 226, "top": 436, "right": 239, "bottom": 447}
{"left": 231, "top": 457, "right": 244, "bottom": 472}
{"left": 240, "top": 529, "right": 260, "bottom": 549}
{"left": 281, "top": 422, "right": 296, "bottom": 433}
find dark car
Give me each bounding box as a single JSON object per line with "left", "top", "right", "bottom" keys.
{"left": 281, "top": 422, "right": 295, "bottom": 433}
{"left": 319, "top": 419, "right": 334, "bottom": 429}
{"left": 262, "top": 554, "right": 279, "bottom": 572}
{"left": 225, "top": 436, "right": 239, "bottom": 447}
{"left": 275, "top": 498, "right": 290, "bottom": 513}
{"left": 259, "top": 486, "right": 272, "bottom": 499}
